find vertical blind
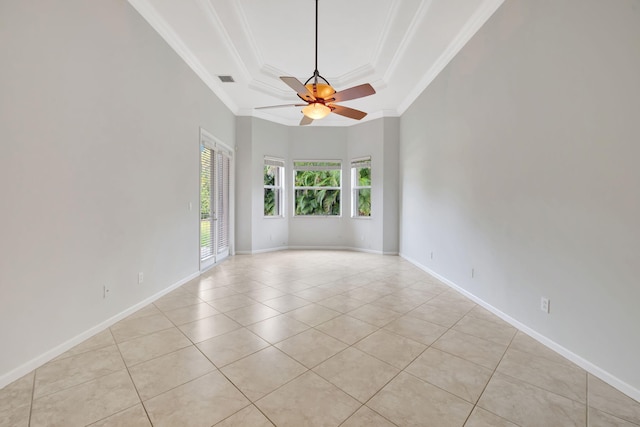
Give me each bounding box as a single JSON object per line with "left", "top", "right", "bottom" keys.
{"left": 200, "top": 145, "right": 213, "bottom": 261}
{"left": 217, "top": 152, "right": 230, "bottom": 254}
{"left": 350, "top": 156, "right": 371, "bottom": 168}
{"left": 264, "top": 157, "right": 285, "bottom": 168}
{"left": 200, "top": 127, "right": 233, "bottom": 264}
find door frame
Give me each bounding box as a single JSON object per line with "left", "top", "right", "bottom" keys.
{"left": 199, "top": 127, "right": 234, "bottom": 271}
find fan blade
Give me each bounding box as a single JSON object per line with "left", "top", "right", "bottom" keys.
{"left": 328, "top": 83, "right": 375, "bottom": 103}
{"left": 280, "top": 77, "right": 316, "bottom": 101}
{"left": 255, "top": 104, "right": 307, "bottom": 110}
{"left": 300, "top": 115, "right": 313, "bottom": 126}
{"left": 331, "top": 105, "right": 367, "bottom": 120}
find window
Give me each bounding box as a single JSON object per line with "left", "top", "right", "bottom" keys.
{"left": 264, "top": 157, "right": 285, "bottom": 217}
{"left": 293, "top": 160, "right": 341, "bottom": 216}
{"left": 351, "top": 157, "right": 371, "bottom": 217}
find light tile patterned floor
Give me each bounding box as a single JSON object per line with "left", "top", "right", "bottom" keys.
{"left": 2, "top": 251, "right": 639, "bottom": 426}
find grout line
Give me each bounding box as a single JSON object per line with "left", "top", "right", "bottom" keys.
{"left": 19, "top": 252, "right": 626, "bottom": 426}
{"left": 464, "top": 330, "right": 519, "bottom": 426}
{"left": 26, "top": 345, "right": 127, "bottom": 401}
{"left": 585, "top": 371, "right": 589, "bottom": 427}
{"left": 335, "top": 403, "right": 368, "bottom": 427}
{"left": 111, "top": 332, "right": 154, "bottom": 427}
{"left": 28, "top": 367, "right": 36, "bottom": 426}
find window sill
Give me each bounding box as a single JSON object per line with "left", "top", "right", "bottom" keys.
{"left": 293, "top": 215, "right": 343, "bottom": 219}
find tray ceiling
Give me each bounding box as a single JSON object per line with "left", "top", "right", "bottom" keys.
{"left": 128, "top": 0, "right": 504, "bottom": 126}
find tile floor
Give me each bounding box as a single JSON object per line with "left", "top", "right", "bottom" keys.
{"left": 1, "top": 251, "right": 639, "bottom": 426}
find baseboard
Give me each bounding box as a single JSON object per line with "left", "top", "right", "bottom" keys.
{"left": 237, "top": 245, "right": 397, "bottom": 255}
{"left": 248, "top": 246, "right": 289, "bottom": 255}
{"left": 287, "top": 245, "right": 352, "bottom": 251}
{"left": 344, "top": 247, "right": 398, "bottom": 255}
{"left": 399, "top": 252, "right": 640, "bottom": 403}
{"left": 288, "top": 246, "right": 396, "bottom": 255}
{"left": 343, "top": 246, "right": 382, "bottom": 255}
{"left": 0, "top": 270, "right": 200, "bottom": 389}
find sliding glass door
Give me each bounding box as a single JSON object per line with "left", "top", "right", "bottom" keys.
{"left": 200, "top": 130, "right": 232, "bottom": 270}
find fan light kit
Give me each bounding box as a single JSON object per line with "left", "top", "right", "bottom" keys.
{"left": 302, "top": 103, "right": 331, "bottom": 120}
{"left": 256, "top": 0, "right": 376, "bottom": 125}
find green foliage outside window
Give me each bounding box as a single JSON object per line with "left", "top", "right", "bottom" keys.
{"left": 294, "top": 168, "right": 341, "bottom": 216}
{"left": 356, "top": 167, "right": 371, "bottom": 217}
{"left": 200, "top": 146, "right": 212, "bottom": 253}
{"left": 200, "top": 148, "right": 211, "bottom": 220}
{"left": 200, "top": 177, "right": 210, "bottom": 219}
{"left": 264, "top": 166, "right": 277, "bottom": 216}
{"left": 264, "top": 189, "right": 276, "bottom": 216}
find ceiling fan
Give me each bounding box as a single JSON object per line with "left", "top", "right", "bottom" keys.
{"left": 256, "top": 0, "right": 376, "bottom": 126}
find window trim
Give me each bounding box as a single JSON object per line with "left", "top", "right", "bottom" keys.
{"left": 351, "top": 156, "right": 372, "bottom": 219}
{"left": 263, "top": 156, "right": 285, "bottom": 218}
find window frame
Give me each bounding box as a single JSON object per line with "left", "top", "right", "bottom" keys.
{"left": 263, "top": 156, "right": 285, "bottom": 218}
{"left": 351, "top": 156, "right": 372, "bottom": 219}
{"left": 293, "top": 160, "right": 342, "bottom": 217}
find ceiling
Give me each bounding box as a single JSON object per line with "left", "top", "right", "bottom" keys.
{"left": 127, "top": 0, "right": 504, "bottom": 126}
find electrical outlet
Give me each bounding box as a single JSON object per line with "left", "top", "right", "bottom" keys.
{"left": 103, "top": 285, "right": 110, "bottom": 299}
{"left": 430, "top": 251, "right": 434, "bottom": 260}
{"left": 138, "top": 272, "right": 144, "bottom": 284}
{"left": 471, "top": 268, "right": 475, "bottom": 278}
{"left": 540, "top": 297, "right": 550, "bottom": 313}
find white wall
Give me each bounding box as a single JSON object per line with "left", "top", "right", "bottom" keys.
{"left": 399, "top": 0, "right": 640, "bottom": 395}
{"left": 382, "top": 118, "right": 400, "bottom": 254}
{"left": 347, "top": 120, "right": 383, "bottom": 252}
{"left": 347, "top": 118, "right": 400, "bottom": 254}
{"left": 235, "top": 116, "right": 254, "bottom": 252}
{"left": 287, "top": 126, "right": 351, "bottom": 248}
{"left": 251, "top": 118, "right": 289, "bottom": 252}
{"left": 0, "top": 0, "right": 235, "bottom": 385}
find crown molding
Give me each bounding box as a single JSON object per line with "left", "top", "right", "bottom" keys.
{"left": 260, "top": 63, "right": 286, "bottom": 80}
{"left": 370, "top": 78, "right": 388, "bottom": 92}
{"left": 233, "top": 0, "right": 265, "bottom": 67}
{"left": 397, "top": 0, "right": 505, "bottom": 115}
{"left": 332, "top": 64, "right": 376, "bottom": 88}
{"left": 195, "top": 0, "right": 251, "bottom": 81}
{"left": 382, "top": 0, "right": 434, "bottom": 83}
{"left": 248, "top": 79, "right": 298, "bottom": 99}
{"left": 251, "top": 110, "right": 300, "bottom": 127}
{"left": 369, "top": 0, "right": 401, "bottom": 68}
{"left": 126, "top": 0, "right": 239, "bottom": 114}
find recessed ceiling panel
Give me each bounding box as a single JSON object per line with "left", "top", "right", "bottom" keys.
{"left": 128, "top": 0, "right": 505, "bottom": 126}
{"left": 237, "top": 0, "right": 391, "bottom": 80}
